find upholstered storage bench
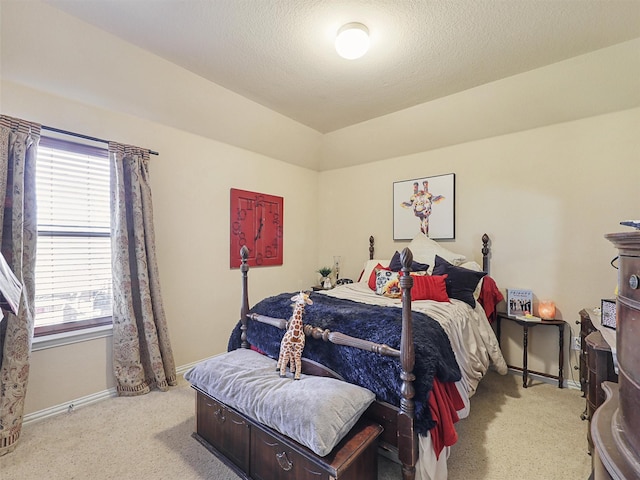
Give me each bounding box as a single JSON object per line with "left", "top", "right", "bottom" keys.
{"left": 186, "top": 349, "right": 383, "bottom": 480}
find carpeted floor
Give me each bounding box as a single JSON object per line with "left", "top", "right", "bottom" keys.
{"left": 0, "top": 370, "right": 592, "bottom": 479}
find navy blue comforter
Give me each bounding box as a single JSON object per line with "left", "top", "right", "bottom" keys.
{"left": 228, "top": 291, "right": 460, "bottom": 434}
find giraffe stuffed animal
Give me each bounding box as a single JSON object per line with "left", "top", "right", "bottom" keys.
{"left": 277, "top": 291, "right": 313, "bottom": 380}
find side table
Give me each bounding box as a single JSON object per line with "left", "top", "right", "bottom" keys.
{"left": 496, "top": 312, "right": 567, "bottom": 388}
{"left": 311, "top": 285, "right": 333, "bottom": 292}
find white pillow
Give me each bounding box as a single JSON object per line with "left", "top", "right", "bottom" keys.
{"left": 459, "top": 260, "right": 482, "bottom": 272}
{"left": 359, "top": 259, "right": 390, "bottom": 284}
{"left": 407, "top": 233, "right": 466, "bottom": 271}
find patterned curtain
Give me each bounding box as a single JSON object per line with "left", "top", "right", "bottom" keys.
{"left": 109, "top": 142, "right": 176, "bottom": 395}
{"left": 0, "top": 115, "right": 40, "bottom": 455}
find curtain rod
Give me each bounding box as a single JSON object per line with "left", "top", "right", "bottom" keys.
{"left": 41, "top": 125, "right": 159, "bottom": 156}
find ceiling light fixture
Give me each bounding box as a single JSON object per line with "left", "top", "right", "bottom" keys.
{"left": 335, "top": 22, "right": 369, "bottom": 60}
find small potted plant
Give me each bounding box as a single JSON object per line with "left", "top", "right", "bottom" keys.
{"left": 317, "top": 266, "right": 333, "bottom": 289}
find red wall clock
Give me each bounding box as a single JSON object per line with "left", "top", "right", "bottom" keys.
{"left": 230, "top": 188, "right": 284, "bottom": 268}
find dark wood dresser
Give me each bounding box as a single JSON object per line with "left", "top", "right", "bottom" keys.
{"left": 584, "top": 330, "right": 617, "bottom": 454}
{"left": 592, "top": 232, "right": 640, "bottom": 479}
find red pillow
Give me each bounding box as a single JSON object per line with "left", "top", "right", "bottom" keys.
{"left": 410, "top": 274, "right": 450, "bottom": 302}
{"left": 368, "top": 263, "right": 390, "bottom": 291}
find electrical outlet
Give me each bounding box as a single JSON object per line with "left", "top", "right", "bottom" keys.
{"left": 571, "top": 336, "right": 581, "bottom": 351}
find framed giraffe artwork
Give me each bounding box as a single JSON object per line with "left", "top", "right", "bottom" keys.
{"left": 393, "top": 173, "right": 455, "bottom": 240}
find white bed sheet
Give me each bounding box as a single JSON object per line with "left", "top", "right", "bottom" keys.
{"left": 318, "top": 282, "right": 507, "bottom": 480}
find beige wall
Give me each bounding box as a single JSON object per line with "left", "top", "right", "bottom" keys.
{"left": 317, "top": 107, "right": 640, "bottom": 377}
{"left": 2, "top": 80, "right": 320, "bottom": 414}
{"left": 1, "top": 1, "right": 638, "bottom": 414}
{"left": 1, "top": 2, "right": 320, "bottom": 414}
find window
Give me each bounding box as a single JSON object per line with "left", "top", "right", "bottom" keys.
{"left": 33, "top": 136, "right": 112, "bottom": 337}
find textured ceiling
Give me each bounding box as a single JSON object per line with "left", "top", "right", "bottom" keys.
{"left": 43, "top": 0, "right": 640, "bottom": 134}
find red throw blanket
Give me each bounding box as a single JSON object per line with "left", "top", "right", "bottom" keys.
{"left": 478, "top": 275, "right": 504, "bottom": 323}
{"left": 429, "top": 378, "right": 465, "bottom": 459}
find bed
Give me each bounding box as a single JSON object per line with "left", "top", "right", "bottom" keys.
{"left": 187, "top": 233, "right": 507, "bottom": 480}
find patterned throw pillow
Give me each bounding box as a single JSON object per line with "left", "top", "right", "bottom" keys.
{"left": 368, "top": 263, "right": 390, "bottom": 290}
{"left": 375, "top": 269, "right": 400, "bottom": 297}
{"left": 382, "top": 278, "right": 402, "bottom": 298}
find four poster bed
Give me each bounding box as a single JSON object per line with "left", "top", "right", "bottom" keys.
{"left": 186, "top": 233, "right": 507, "bottom": 480}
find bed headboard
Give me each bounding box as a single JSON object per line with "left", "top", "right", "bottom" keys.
{"left": 368, "top": 233, "right": 491, "bottom": 273}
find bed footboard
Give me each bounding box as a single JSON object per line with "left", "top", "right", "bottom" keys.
{"left": 398, "top": 248, "right": 418, "bottom": 480}
{"left": 238, "top": 245, "right": 419, "bottom": 480}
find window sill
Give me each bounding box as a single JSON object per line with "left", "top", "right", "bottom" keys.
{"left": 32, "top": 324, "right": 113, "bottom": 351}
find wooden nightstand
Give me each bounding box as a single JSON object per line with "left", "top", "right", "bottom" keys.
{"left": 311, "top": 285, "right": 333, "bottom": 291}
{"left": 496, "top": 312, "right": 567, "bottom": 388}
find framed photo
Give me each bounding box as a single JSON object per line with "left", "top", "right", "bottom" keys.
{"left": 601, "top": 298, "right": 617, "bottom": 330}
{"left": 393, "top": 173, "right": 455, "bottom": 240}
{"left": 507, "top": 289, "right": 533, "bottom": 317}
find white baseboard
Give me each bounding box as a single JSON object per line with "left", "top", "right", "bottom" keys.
{"left": 23, "top": 387, "right": 118, "bottom": 425}
{"left": 507, "top": 367, "right": 581, "bottom": 390}
{"left": 24, "top": 356, "right": 217, "bottom": 426}
{"left": 176, "top": 356, "right": 215, "bottom": 376}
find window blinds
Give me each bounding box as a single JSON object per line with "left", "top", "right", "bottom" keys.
{"left": 34, "top": 136, "right": 112, "bottom": 330}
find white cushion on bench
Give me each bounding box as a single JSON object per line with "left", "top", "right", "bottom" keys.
{"left": 184, "top": 348, "right": 376, "bottom": 457}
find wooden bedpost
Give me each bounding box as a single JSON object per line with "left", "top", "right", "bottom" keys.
{"left": 398, "top": 247, "right": 417, "bottom": 480}
{"left": 240, "top": 246, "right": 250, "bottom": 349}
{"left": 369, "top": 235, "right": 375, "bottom": 260}
{"left": 481, "top": 233, "right": 490, "bottom": 274}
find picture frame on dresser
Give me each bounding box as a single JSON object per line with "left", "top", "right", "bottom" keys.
{"left": 600, "top": 298, "right": 617, "bottom": 330}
